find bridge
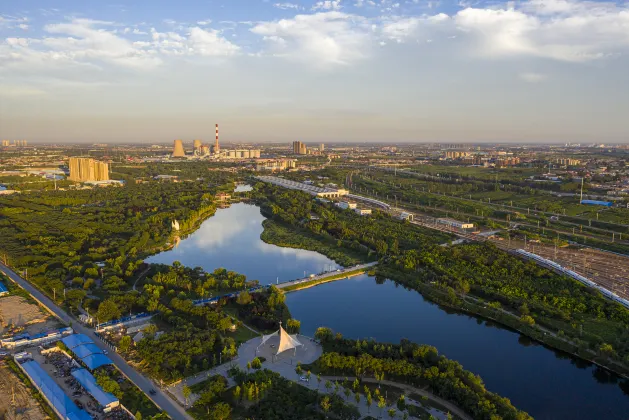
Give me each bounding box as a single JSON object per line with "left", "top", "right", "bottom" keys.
{"left": 192, "top": 262, "right": 378, "bottom": 306}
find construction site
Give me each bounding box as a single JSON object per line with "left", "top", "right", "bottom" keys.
{"left": 0, "top": 360, "right": 47, "bottom": 420}
{"left": 0, "top": 295, "right": 60, "bottom": 338}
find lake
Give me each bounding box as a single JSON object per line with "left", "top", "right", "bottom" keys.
{"left": 149, "top": 201, "right": 629, "bottom": 419}
{"left": 147, "top": 202, "right": 340, "bottom": 284}
{"left": 286, "top": 275, "right": 629, "bottom": 420}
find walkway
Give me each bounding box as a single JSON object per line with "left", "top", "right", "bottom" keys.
{"left": 275, "top": 262, "right": 378, "bottom": 290}
{"left": 0, "top": 262, "right": 192, "bottom": 420}
{"left": 322, "top": 376, "right": 471, "bottom": 420}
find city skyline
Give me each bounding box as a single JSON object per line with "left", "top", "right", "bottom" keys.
{"left": 1, "top": 0, "right": 629, "bottom": 143}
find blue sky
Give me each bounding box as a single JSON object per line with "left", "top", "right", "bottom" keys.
{"left": 1, "top": 0, "right": 628, "bottom": 143}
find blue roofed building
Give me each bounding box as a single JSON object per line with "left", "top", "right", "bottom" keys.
{"left": 71, "top": 368, "right": 119, "bottom": 411}
{"left": 0, "top": 280, "right": 8, "bottom": 297}
{"left": 19, "top": 360, "right": 92, "bottom": 420}
{"left": 81, "top": 353, "right": 113, "bottom": 370}
{"left": 71, "top": 343, "right": 103, "bottom": 359}
{"left": 61, "top": 333, "right": 93, "bottom": 349}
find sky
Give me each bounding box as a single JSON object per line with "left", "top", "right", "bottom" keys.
{"left": 0, "top": 0, "right": 628, "bottom": 144}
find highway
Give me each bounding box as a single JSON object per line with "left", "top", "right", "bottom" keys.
{"left": 0, "top": 262, "right": 190, "bottom": 420}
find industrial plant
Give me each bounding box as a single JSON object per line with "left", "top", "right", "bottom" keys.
{"left": 171, "top": 124, "right": 261, "bottom": 160}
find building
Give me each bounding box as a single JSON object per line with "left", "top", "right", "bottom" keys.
{"left": 445, "top": 151, "right": 470, "bottom": 159}
{"left": 437, "top": 218, "right": 475, "bottom": 230}
{"left": 336, "top": 201, "right": 357, "bottom": 210}
{"left": 221, "top": 149, "right": 261, "bottom": 159}
{"left": 0, "top": 281, "right": 8, "bottom": 297}
{"left": 68, "top": 157, "right": 110, "bottom": 182}
{"left": 292, "top": 141, "right": 307, "bottom": 155}
{"left": 216, "top": 192, "right": 231, "bottom": 201}
{"left": 256, "top": 159, "right": 297, "bottom": 172}
{"left": 319, "top": 143, "right": 325, "bottom": 152}
{"left": 1, "top": 140, "right": 9, "bottom": 146}
{"left": 398, "top": 212, "right": 414, "bottom": 221}
{"left": 256, "top": 176, "right": 348, "bottom": 198}
{"left": 172, "top": 139, "right": 185, "bottom": 157}
{"left": 556, "top": 158, "right": 582, "bottom": 166}
{"left": 354, "top": 208, "right": 372, "bottom": 216}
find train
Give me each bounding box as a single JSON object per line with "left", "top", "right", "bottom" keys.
{"left": 516, "top": 249, "right": 629, "bottom": 309}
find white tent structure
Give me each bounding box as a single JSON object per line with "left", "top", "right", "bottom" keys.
{"left": 257, "top": 322, "right": 303, "bottom": 356}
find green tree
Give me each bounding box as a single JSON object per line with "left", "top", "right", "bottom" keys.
{"left": 320, "top": 396, "right": 332, "bottom": 419}
{"left": 388, "top": 408, "right": 397, "bottom": 419}
{"left": 209, "top": 402, "right": 231, "bottom": 420}
{"left": 233, "top": 385, "right": 241, "bottom": 401}
{"left": 236, "top": 290, "right": 252, "bottom": 305}
{"left": 118, "top": 335, "right": 132, "bottom": 353}
{"left": 134, "top": 411, "right": 142, "bottom": 420}
{"left": 96, "top": 300, "right": 121, "bottom": 323}
{"left": 251, "top": 357, "right": 262, "bottom": 369}
{"left": 182, "top": 385, "right": 192, "bottom": 407}
{"left": 344, "top": 387, "right": 351, "bottom": 401}
{"left": 378, "top": 396, "right": 386, "bottom": 418}
{"left": 366, "top": 392, "right": 373, "bottom": 413}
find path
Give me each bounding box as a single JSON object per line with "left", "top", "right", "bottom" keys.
{"left": 322, "top": 376, "right": 472, "bottom": 420}
{"left": 132, "top": 266, "right": 152, "bottom": 291}
{"left": 0, "top": 262, "right": 193, "bottom": 420}
{"left": 275, "top": 262, "right": 378, "bottom": 290}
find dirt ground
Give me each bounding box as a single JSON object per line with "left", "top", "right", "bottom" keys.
{"left": 0, "top": 362, "right": 47, "bottom": 420}
{"left": 0, "top": 296, "right": 58, "bottom": 336}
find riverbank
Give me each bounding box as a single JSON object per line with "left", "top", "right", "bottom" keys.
{"left": 259, "top": 219, "right": 371, "bottom": 267}
{"left": 378, "top": 265, "right": 629, "bottom": 378}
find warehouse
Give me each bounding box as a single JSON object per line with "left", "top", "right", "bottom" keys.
{"left": 71, "top": 368, "right": 120, "bottom": 412}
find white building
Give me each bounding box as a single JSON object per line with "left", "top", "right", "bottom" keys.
{"left": 354, "top": 208, "right": 372, "bottom": 216}
{"left": 398, "top": 212, "right": 414, "bottom": 221}
{"left": 336, "top": 201, "right": 357, "bottom": 210}
{"left": 437, "top": 218, "right": 475, "bottom": 230}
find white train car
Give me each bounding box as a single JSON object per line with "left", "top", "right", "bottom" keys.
{"left": 515, "top": 249, "right": 629, "bottom": 310}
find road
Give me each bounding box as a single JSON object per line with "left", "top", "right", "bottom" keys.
{"left": 0, "top": 262, "right": 191, "bottom": 420}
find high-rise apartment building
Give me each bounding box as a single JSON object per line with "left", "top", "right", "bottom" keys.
{"left": 292, "top": 141, "right": 307, "bottom": 155}
{"left": 68, "top": 157, "right": 110, "bottom": 182}
{"left": 1, "top": 140, "right": 9, "bottom": 147}
{"left": 319, "top": 143, "right": 325, "bottom": 152}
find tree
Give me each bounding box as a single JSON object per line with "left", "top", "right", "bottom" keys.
{"left": 233, "top": 385, "right": 241, "bottom": 401}
{"left": 251, "top": 357, "right": 262, "bottom": 369}
{"left": 118, "top": 335, "right": 132, "bottom": 353}
{"left": 397, "top": 394, "right": 406, "bottom": 411}
{"left": 325, "top": 380, "right": 332, "bottom": 393}
{"left": 286, "top": 318, "right": 301, "bottom": 333}
{"left": 378, "top": 396, "right": 386, "bottom": 418}
{"left": 209, "top": 402, "right": 231, "bottom": 420}
{"left": 320, "top": 396, "right": 332, "bottom": 418}
{"left": 388, "top": 408, "right": 397, "bottom": 419}
{"left": 295, "top": 364, "right": 303, "bottom": 378}
{"left": 134, "top": 411, "right": 142, "bottom": 420}
{"left": 343, "top": 387, "right": 351, "bottom": 401}
{"left": 520, "top": 315, "right": 535, "bottom": 326}
{"left": 182, "top": 385, "right": 192, "bottom": 407}
{"left": 236, "top": 290, "right": 252, "bottom": 305}
{"left": 96, "top": 300, "right": 121, "bottom": 323}
{"left": 354, "top": 391, "right": 361, "bottom": 406}
{"left": 317, "top": 374, "right": 321, "bottom": 389}
{"left": 366, "top": 392, "right": 373, "bottom": 413}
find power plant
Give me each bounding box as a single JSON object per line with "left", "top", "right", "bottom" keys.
{"left": 170, "top": 123, "right": 260, "bottom": 160}
{"left": 172, "top": 139, "right": 185, "bottom": 157}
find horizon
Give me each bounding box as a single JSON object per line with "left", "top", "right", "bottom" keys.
{"left": 1, "top": 0, "right": 629, "bottom": 143}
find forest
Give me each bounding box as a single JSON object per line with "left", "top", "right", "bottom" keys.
{"left": 251, "top": 183, "right": 629, "bottom": 373}
{"left": 311, "top": 328, "right": 532, "bottom": 420}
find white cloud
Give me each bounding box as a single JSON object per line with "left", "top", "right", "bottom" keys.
{"left": 0, "top": 84, "right": 46, "bottom": 97}
{"left": 187, "top": 27, "right": 240, "bottom": 56}
{"left": 519, "top": 72, "right": 547, "bottom": 82}
{"left": 251, "top": 11, "right": 371, "bottom": 68}
{"left": 312, "top": 1, "right": 343, "bottom": 11}
{"left": 274, "top": 3, "right": 301, "bottom": 10}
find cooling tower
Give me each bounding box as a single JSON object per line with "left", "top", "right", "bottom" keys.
{"left": 173, "top": 139, "right": 185, "bottom": 157}
{"left": 193, "top": 139, "right": 202, "bottom": 149}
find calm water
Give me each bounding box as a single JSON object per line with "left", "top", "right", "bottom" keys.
{"left": 149, "top": 203, "right": 629, "bottom": 419}
{"left": 147, "top": 202, "right": 339, "bottom": 284}
{"left": 286, "top": 276, "right": 629, "bottom": 420}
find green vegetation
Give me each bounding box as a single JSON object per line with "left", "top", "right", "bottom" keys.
{"left": 261, "top": 219, "right": 367, "bottom": 266}
{"left": 281, "top": 267, "right": 372, "bottom": 293}
{"left": 254, "top": 184, "right": 629, "bottom": 375}
{"left": 311, "top": 328, "right": 531, "bottom": 420}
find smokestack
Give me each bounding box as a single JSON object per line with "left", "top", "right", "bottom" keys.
{"left": 173, "top": 139, "right": 185, "bottom": 157}
{"left": 214, "top": 124, "right": 220, "bottom": 153}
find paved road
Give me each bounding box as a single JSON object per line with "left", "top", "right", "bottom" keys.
{"left": 0, "top": 262, "right": 191, "bottom": 420}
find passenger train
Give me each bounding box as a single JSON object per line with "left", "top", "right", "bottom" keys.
{"left": 516, "top": 249, "right": 629, "bottom": 309}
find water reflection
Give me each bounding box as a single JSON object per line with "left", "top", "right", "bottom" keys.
{"left": 147, "top": 202, "right": 339, "bottom": 284}
{"left": 286, "top": 275, "right": 629, "bottom": 420}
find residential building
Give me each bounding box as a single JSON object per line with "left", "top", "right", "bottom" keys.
{"left": 68, "top": 157, "right": 109, "bottom": 182}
